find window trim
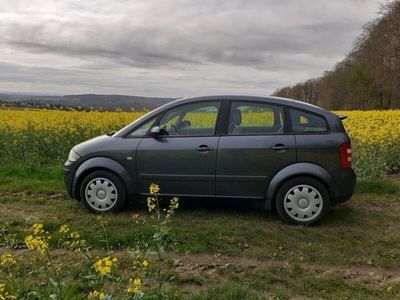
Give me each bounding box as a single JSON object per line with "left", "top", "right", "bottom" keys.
{"left": 122, "top": 99, "right": 331, "bottom": 139}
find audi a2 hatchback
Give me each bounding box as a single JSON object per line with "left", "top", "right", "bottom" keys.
{"left": 64, "top": 95, "right": 356, "bottom": 225}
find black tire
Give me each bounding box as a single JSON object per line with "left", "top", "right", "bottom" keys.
{"left": 79, "top": 170, "right": 127, "bottom": 213}
{"left": 275, "top": 176, "right": 330, "bottom": 225}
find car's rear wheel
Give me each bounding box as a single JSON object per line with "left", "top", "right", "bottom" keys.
{"left": 80, "top": 170, "right": 127, "bottom": 213}
{"left": 276, "top": 177, "right": 330, "bottom": 225}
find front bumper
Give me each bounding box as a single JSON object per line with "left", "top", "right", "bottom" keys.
{"left": 64, "top": 161, "right": 75, "bottom": 198}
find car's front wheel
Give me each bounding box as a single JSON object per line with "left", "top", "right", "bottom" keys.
{"left": 80, "top": 170, "right": 127, "bottom": 213}
{"left": 275, "top": 177, "right": 330, "bottom": 225}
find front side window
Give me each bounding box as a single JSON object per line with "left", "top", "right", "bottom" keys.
{"left": 127, "top": 117, "right": 156, "bottom": 137}
{"left": 290, "top": 109, "right": 328, "bottom": 133}
{"left": 228, "top": 101, "right": 285, "bottom": 135}
{"left": 158, "top": 101, "right": 221, "bottom": 136}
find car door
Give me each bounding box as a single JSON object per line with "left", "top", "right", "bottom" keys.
{"left": 136, "top": 101, "right": 221, "bottom": 196}
{"left": 216, "top": 100, "right": 296, "bottom": 198}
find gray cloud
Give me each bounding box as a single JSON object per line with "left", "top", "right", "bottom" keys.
{"left": 0, "top": 0, "right": 382, "bottom": 96}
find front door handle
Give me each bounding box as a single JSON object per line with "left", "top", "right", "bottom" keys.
{"left": 196, "top": 145, "right": 214, "bottom": 152}
{"left": 272, "top": 144, "right": 290, "bottom": 152}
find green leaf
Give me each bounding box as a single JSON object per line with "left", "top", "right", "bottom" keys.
{"left": 49, "top": 278, "right": 59, "bottom": 287}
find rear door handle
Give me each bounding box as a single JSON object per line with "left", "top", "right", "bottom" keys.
{"left": 196, "top": 145, "right": 214, "bottom": 152}
{"left": 272, "top": 144, "right": 290, "bottom": 151}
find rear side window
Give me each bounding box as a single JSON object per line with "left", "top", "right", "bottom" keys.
{"left": 228, "top": 101, "right": 284, "bottom": 135}
{"left": 290, "top": 109, "right": 328, "bottom": 133}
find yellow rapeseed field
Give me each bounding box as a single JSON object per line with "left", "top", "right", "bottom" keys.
{"left": 337, "top": 110, "right": 400, "bottom": 176}
{"left": 1, "top": 108, "right": 399, "bottom": 177}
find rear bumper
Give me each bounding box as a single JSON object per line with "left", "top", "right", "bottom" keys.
{"left": 330, "top": 168, "right": 356, "bottom": 205}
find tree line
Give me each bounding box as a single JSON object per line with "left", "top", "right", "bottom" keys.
{"left": 273, "top": 1, "right": 400, "bottom": 110}
{"left": 1, "top": 100, "right": 92, "bottom": 111}
{"left": 0, "top": 100, "right": 148, "bottom": 112}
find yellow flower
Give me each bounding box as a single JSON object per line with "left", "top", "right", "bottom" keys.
{"left": 70, "top": 231, "right": 80, "bottom": 239}
{"left": 58, "top": 224, "right": 70, "bottom": 234}
{"left": 88, "top": 290, "right": 106, "bottom": 299}
{"left": 132, "top": 213, "right": 141, "bottom": 224}
{"left": 24, "top": 235, "right": 48, "bottom": 255}
{"left": 166, "top": 197, "right": 180, "bottom": 218}
{"left": 94, "top": 256, "right": 117, "bottom": 276}
{"left": 147, "top": 197, "right": 156, "bottom": 212}
{"left": 32, "top": 223, "right": 44, "bottom": 235}
{"left": 0, "top": 253, "right": 16, "bottom": 267}
{"left": 0, "top": 283, "right": 15, "bottom": 300}
{"left": 64, "top": 238, "right": 86, "bottom": 251}
{"left": 127, "top": 278, "right": 142, "bottom": 293}
{"left": 25, "top": 223, "right": 51, "bottom": 255}
{"left": 142, "top": 260, "right": 149, "bottom": 267}
{"left": 386, "top": 285, "right": 393, "bottom": 295}
{"left": 149, "top": 183, "right": 160, "bottom": 194}
{"left": 170, "top": 197, "right": 179, "bottom": 209}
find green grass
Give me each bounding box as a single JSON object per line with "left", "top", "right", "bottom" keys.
{"left": 1, "top": 164, "right": 400, "bottom": 298}
{"left": 356, "top": 178, "right": 400, "bottom": 194}
{"left": 2, "top": 161, "right": 399, "bottom": 195}
{"left": 0, "top": 163, "right": 64, "bottom": 192}
{"left": 1, "top": 175, "right": 400, "bottom": 298}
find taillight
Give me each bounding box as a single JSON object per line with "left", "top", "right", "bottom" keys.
{"left": 339, "top": 143, "right": 352, "bottom": 169}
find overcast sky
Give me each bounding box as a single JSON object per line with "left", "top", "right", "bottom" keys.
{"left": 0, "top": 0, "right": 383, "bottom": 97}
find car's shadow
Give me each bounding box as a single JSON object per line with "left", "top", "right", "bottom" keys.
{"left": 128, "top": 195, "right": 270, "bottom": 214}
{"left": 125, "top": 195, "right": 358, "bottom": 226}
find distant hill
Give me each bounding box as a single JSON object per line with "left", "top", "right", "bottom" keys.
{"left": 0, "top": 93, "right": 175, "bottom": 111}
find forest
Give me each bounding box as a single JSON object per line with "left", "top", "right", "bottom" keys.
{"left": 273, "top": 1, "right": 400, "bottom": 110}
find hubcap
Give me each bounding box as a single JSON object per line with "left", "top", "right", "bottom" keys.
{"left": 298, "top": 198, "right": 309, "bottom": 209}
{"left": 284, "top": 184, "right": 323, "bottom": 222}
{"left": 85, "top": 177, "right": 118, "bottom": 212}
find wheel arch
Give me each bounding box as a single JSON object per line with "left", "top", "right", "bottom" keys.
{"left": 72, "top": 157, "right": 135, "bottom": 201}
{"left": 265, "top": 163, "right": 332, "bottom": 210}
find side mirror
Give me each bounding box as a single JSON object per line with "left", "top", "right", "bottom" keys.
{"left": 150, "top": 126, "right": 161, "bottom": 135}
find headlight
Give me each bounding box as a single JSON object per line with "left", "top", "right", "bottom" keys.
{"left": 68, "top": 150, "right": 81, "bottom": 162}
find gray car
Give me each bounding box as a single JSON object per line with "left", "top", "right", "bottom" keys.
{"left": 64, "top": 95, "right": 356, "bottom": 225}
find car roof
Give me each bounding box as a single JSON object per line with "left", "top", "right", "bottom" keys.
{"left": 170, "top": 95, "right": 330, "bottom": 114}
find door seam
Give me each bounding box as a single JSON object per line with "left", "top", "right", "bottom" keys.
{"left": 214, "top": 136, "right": 221, "bottom": 197}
